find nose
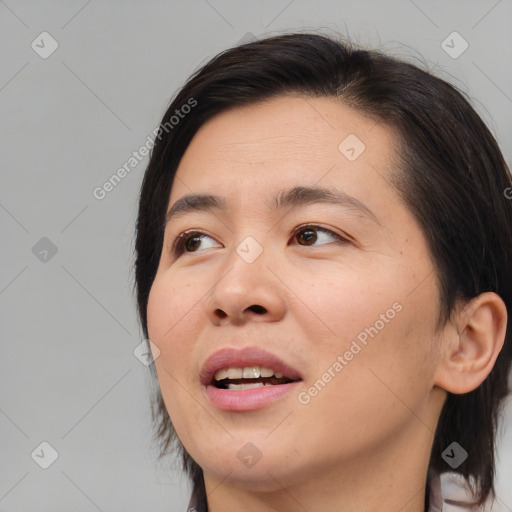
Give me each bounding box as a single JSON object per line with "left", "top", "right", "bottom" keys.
{"left": 203, "top": 246, "right": 287, "bottom": 326}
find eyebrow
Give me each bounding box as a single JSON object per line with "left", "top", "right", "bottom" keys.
{"left": 165, "top": 186, "right": 381, "bottom": 226}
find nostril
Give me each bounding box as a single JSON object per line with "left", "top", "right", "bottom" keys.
{"left": 249, "top": 305, "right": 266, "bottom": 314}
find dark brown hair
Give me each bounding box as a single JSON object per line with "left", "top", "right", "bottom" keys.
{"left": 133, "top": 32, "right": 512, "bottom": 508}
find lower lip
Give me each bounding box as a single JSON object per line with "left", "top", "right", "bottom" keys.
{"left": 204, "top": 382, "right": 301, "bottom": 411}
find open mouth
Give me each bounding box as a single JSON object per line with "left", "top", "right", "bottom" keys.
{"left": 201, "top": 347, "right": 304, "bottom": 411}
{"left": 212, "top": 366, "right": 300, "bottom": 390}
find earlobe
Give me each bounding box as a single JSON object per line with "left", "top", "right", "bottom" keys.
{"left": 434, "top": 292, "right": 508, "bottom": 394}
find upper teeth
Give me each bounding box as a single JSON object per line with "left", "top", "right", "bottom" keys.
{"left": 214, "top": 366, "right": 284, "bottom": 381}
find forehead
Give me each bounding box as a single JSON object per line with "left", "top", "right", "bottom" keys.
{"left": 171, "top": 95, "right": 398, "bottom": 209}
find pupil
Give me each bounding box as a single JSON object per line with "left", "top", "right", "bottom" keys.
{"left": 299, "top": 229, "right": 317, "bottom": 245}
{"left": 185, "top": 236, "right": 201, "bottom": 251}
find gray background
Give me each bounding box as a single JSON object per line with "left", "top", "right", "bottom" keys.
{"left": 1, "top": 1, "right": 511, "bottom": 510}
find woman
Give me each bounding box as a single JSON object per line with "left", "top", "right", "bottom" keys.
{"left": 133, "top": 33, "right": 512, "bottom": 511}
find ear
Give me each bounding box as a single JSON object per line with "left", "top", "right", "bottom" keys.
{"left": 434, "top": 292, "right": 508, "bottom": 394}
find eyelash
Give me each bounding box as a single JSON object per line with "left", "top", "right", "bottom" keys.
{"left": 171, "top": 224, "right": 349, "bottom": 255}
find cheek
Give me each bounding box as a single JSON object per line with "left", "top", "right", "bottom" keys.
{"left": 298, "top": 312, "right": 437, "bottom": 455}
{"left": 146, "top": 273, "right": 210, "bottom": 401}
{"left": 146, "top": 274, "right": 201, "bottom": 344}
{"left": 298, "top": 271, "right": 388, "bottom": 343}
{"left": 300, "top": 268, "right": 437, "bottom": 396}
{"left": 146, "top": 275, "right": 207, "bottom": 433}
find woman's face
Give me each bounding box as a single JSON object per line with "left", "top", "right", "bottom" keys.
{"left": 147, "top": 95, "right": 447, "bottom": 492}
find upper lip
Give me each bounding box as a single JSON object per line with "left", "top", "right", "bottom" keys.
{"left": 199, "top": 346, "right": 303, "bottom": 386}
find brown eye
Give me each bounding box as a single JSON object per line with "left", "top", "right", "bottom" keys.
{"left": 293, "top": 225, "right": 345, "bottom": 247}
{"left": 184, "top": 235, "right": 203, "bottom": 252}
{"left": 174, "top": 231, "right": 220, "bottom": 254}
{"left": 297, "top": 228, "right": 318, "bottom": 246}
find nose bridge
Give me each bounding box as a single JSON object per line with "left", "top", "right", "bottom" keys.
{"left": 204, "top": 233, "right": 286, "bottom": 323}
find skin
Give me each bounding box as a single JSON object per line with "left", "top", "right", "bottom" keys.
{"left": 146, "top": 95, "right": 507, "bottom": 512}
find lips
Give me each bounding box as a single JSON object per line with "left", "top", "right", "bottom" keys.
{"left": 199, "top": 346, "right": 304, "bottom": 411}
{"left": 199, "top": 346, "right": 303, "bottom": 387}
